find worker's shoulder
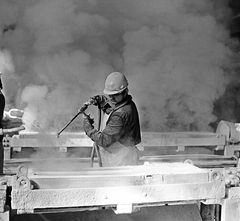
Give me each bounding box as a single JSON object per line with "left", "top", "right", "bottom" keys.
{"left": 114, "top": 101, "right": 135, "bottom": 116}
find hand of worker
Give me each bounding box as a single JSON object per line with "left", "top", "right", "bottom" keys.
{"left": 83, "top": 114, "right": 95, "bottom": 134}
{"left": 90, "top": 95, "right": 113, "bottom": 114}
{"left": 86, "top": 115, "right": 94, "bottom": 125}
{"left": 90, "top": 95, "right": 108, "bottom": 107}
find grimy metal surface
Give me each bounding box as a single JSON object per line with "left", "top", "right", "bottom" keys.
{"left": 3, "top": 131, "right": 227, "bottom": 171}
{"left": 5, "top": 131, "right": 226, "bottom": 149}
{"left": 1, "top": 130, "right": 229, "bottom": 218}
{"left": 3, "top": 129, "right": 240, "bottom": 221}
{"left": 11, "top": 163, "right": 225, "bottom": 214}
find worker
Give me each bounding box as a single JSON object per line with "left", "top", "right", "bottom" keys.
{"left": 83, "top": 72, "right": 142, "bottom": 167}
{"left": 0, "top": 72, "right": 25, "bottom": 175}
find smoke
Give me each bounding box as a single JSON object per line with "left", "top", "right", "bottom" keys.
{"left": 0, "top": 49, "right": 14, "bottom": 74}
{"left": 0, "top": 0, "right": 236, "bottom": 132}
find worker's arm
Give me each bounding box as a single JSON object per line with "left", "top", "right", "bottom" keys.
{"left": 83, "top": 112, "right": 124, "bottom": 148}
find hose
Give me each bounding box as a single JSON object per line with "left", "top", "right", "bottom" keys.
{"left": 90, "top": 105, "right": 102, "bottom": 167}
{"left": 97, "top": 105, "right": 102, "bottom": 131}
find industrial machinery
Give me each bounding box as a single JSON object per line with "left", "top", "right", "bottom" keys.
{"left": 0, "top": 120, "right": 240, "bottom": 221}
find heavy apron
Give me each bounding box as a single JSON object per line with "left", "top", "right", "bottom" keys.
{"left": 98, "top": 112, "right": 140, "bottom": 167}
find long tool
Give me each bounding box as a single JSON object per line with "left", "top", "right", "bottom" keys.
{"left": 56, "top": 98, "right": 102, "bottom": 167}
{"left": 57, "top": 102, "right": 92, "bottom": 138}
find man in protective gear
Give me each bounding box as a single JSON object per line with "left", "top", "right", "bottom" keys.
{"left": 83, "top": 72, "right": 142, "bottom": 167}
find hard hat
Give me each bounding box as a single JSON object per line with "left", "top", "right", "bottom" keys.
{"left": 103, "top": 72, "right": 128, "bottom": 95}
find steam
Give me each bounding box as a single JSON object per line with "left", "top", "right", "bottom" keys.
{"left": 21, "top": 85, "right": 48, "bottom": 130}
{"left": 0, "top": 50, "right": 14, "bottom": 74}
{"left": 0, "top": 0, "right": 235, "bottom": 132}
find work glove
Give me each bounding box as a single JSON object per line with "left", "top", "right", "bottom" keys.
{"left": 79, "top": 95, "right": 109, "bottom": 113}
{"left": 89, "top": 95, "right": 106, "bottom": 106}
{"left": 90, "top": 95, "right": 113, "bottom": 113}
{"left": 83, "top": 114, "right": 95, "bottom": 135}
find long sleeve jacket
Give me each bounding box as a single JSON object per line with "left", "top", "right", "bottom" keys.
{"left": 84, "top": 95, "right": 141, "bottom": 148}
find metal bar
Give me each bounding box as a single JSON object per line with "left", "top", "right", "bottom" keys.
{"left": 221, "top": 187, "right": 240, "bottom": 221}
{"left": 141, "top": 154, "right": 235, "bottom": 160}
{"left": 11, "top": 181, "right": 225, "bottom": 213}
{"left": 142, "top": 132, "right": 226, "bottom": 147}
{"left": 29, "top": 163, "right": 206, "bottom": 175}
{"left": 8, "top": 137, "right": 93, "bottom": 148}
{"left": 8, "top": 132, "right": 226, "bottom": 148}
{"left": 26, "top": 172, "right": 208, "bottom": 189}
{"left": 5, "top": 157, "right": 94, "bottom": 164}
{"left": 5, "top": 154, "right": 235, "bottom": 164}
{"left": 15, "top": 163, "right": 209, "bottom": 190}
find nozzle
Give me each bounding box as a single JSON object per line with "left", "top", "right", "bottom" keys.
{"left": 78, "top": 103, "right": 89, "bottom": 113}
{"left": 85, "top": 96, "right": 98, "bottom": 106}
{"left": 79, "top": 97, "right": 96, "bottom": 113}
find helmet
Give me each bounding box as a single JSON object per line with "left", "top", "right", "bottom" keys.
{"left": 103, "top": 72, "right": 128, "bottom": 95}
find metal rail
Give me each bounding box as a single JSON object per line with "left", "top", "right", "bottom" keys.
{"left": 11, "top": 163, "right": 225, "bottom": 214}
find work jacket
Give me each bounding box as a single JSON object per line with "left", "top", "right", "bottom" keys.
{"left": 84, "top": 95, "right": 141, "bottom": 166}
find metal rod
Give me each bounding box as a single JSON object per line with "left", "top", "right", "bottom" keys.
{"left": 57, "top": 112, "right": 81, "bottom": 137}
{"left": 57, "top": 104, "right": 89, "bottom": 137}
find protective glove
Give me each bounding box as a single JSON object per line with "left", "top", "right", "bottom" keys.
{"left": 83, "top": 114, "right": 95, "bottom": 135}
{"left": 89, "top": 95, "right": 105, "bottom": 106}
{"left": 86, "top": 114, "right": 94, "bottom": 125}
{"left": 90, "top": 95, "right": 113, "bottom": 113}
